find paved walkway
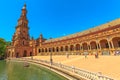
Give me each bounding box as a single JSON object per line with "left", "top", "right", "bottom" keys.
{"left": 33, "top": 55, "right": 120, "bottom": 80}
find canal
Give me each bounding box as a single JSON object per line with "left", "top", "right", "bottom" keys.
{"left": 0, "top": 60, "right": 68, "bottom": 80}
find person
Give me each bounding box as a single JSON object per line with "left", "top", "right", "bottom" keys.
{"left": 71, "top": 66, "right": 75, "bottom": 72}
{"left": 95, "top": 52, "right": 99, "bottom": 58}
{"left": 66, "top": 53, "right": 69, "bottom": 58}
{"left": 85, "top": 54, "right": 87, "bottom": 58}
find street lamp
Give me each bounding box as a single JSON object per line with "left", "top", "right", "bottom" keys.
{"left": 50, "top": 39, "right": 53, "bottom": 65}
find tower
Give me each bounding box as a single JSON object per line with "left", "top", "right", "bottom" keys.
{"left": 7, "top": 4, "right": 35, "bottom": 58}
{"left": 12, "top": 4, "right": 30, "bottom": 47}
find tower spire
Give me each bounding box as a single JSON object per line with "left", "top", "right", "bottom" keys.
{"left": 17, "top": 3, "right": 28, "bottom": 26}
{"left": 22, "top": 3, "right": 26, "bottom": 9}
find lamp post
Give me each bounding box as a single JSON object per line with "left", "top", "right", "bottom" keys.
{"left": 31, "top": 45, "right": 33, "bottom": 60}
{"left": 50, "top": 39, "right": 53, "bottom": 65}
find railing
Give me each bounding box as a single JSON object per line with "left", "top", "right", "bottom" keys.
{"left": 14, "top": 58, "right": 114, "bottom": 80}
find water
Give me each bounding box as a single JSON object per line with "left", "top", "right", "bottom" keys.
{"left": 0, "top": 60, "right": 68, "bottom": 80}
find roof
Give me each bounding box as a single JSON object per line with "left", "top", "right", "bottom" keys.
{"left": 44, "top": 18, "right": 120, "bottom": 43}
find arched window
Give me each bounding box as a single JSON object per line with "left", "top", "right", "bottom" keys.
{"left": 30, "top": 52, "right": 32, "bottom": 56}
{"left": 118, "top": 41, "right": 120, "bottom": 47}
{"left": 23, "top": 50, "right": 27, "bottom": 57}
{"left": 56, "top": 47, "right": 59, "bottom": 52}
{"left": 65, "top": 46, "right": 68, "bottom": 51}
{"left": 23, "top": 41, "right": 24, "bottom": 45}
{"left": 39, "top": 49, "right": 41, "bottom": 53}
{"left": 60, "top": 46, "right": 63, "bottom": 52}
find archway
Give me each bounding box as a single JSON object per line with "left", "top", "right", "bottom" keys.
{"left": 75, "top": 44, "right": 80, "bottom": 51}
{"left": 45, "top": 48, "right": 47, "bottom": 52}
{"left": 30, "top": 52, "right": 32, "bottom": 56}
{"left": 70, "top": 45, "right": 74, "bottom": 51}
{"left": 100, "top": 39, "right": 109, "bottom": 49}
{"left": 38, "top": 49, "right": 41, "bottom": 53}
{"left": 56, "top": 47, "right": 59, "bottom": 52}
{"left": 42, "top": 48, "right": 44, "bottom": 52}
{"left": 82, "top": 43, "right": 88, "bottom": 50}
{"left": 100, "top": 39, "right": 110, "bottom": 55}
{"left": 23, "top": 50, "right": 27, "bottom": 57}
{"left": 52, "top": 47, "right": 55, "bottom": 52}
{"left": 90, "top": 41, "right": 97, "bottom": 49}
{"left": 65, "top": 46, "right": 68, "bottom": 51}
{"left": 16, "top": 52, "right": 19, "bottom": 58}
{"left": 60, "top": 46, "right": 63, "bottom": 52}
{"left": 112, "top": 37, "right": 120, "bottom": 48}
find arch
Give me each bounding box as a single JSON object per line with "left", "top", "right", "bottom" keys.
{"left": 23, "top": 50, "right": 27, "bottom": 57}
{"left": 75, "top": 44, "right": 80, "bottom": 51}
{"left": 42, "top": 48, "right": 44, "bottom": 52}
{"left": 65, "top": 46, "right": 68, "bottom": 51}
{"left": 70, "top": 45, "right": 74, "bottom": 51}
{"left": 16, "top": 52, "right": 19, "bottom": 58}
{"left": 45, "top": 48, "right": 47, "bottom": 52}
{"left": 100, "top": 39, "right": 109, "bottom": 49}
{"left": 52, "top": 47, "right": 55, "bottom": 52}
{"left": 56, "top": 47, "right": 59, "bottom": 52}
{"left": 30, "top": 52, "right": 32, "bottom": 56}
{"left": 60, "top": 46, "right": 64, "bottom": 52}
{"left": 90, "top": 41, "right": 97, "bottom": 49}
{"left": 23, "top": 41, "right": 24, "bottom": 45}
{"left": 49, "top": 48, "right": 51, "bottom": 52}
{"left": 112, "top": 37, "right": 120, "bottom": 48}
{"left": 82, "top": 43, "right": 88, "bottom": 50}
{"left": 38, "top": 49, "right": 41, "bottom": 53}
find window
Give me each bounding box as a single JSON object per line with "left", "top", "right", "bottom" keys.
{"left": 23, "top": 41, "right": 24, "bottom": 45}
{"left": 39, "top": 49, "right": 41, "bottom": 53}
{"left": 118, "top": 41, "right": 120, "bottom": 47}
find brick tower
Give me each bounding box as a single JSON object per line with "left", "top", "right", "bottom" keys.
{"left": 7, "top": 4, "right": 35, "bottom": 58}
{"left": 12, "top": 4, "right": 30, "bottom": 47}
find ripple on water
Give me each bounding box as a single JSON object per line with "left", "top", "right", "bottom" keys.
{"left": 0, "top": 61, "right": 68, "bottom": 80}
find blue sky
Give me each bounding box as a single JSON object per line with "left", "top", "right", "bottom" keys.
{"left": 0, "top": 0, "right": 120, "bottom": 41}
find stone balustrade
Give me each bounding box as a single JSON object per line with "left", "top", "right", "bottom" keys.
{"left": 14, "top": 58, "right": 114, "bottom": 80}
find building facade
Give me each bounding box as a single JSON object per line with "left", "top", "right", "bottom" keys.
{"left": 37, "top": 19, "right": 120, "bottom": 56}
{"left": 7, "top": 4, "right": 120, "bottom": 58}
{"left": 6, "top": 4, "right": 37, "bottom": 58}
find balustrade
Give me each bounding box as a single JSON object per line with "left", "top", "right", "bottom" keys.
{"left": 14, "top": 58, "right": 114, "bottom": 80}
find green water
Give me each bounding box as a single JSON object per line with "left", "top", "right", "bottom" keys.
{"left": 0, "top": 60, "right": 68, "bottom": 80}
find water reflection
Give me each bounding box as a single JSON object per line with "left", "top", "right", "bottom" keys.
{"left": 0, "top": 61, "right": 67, "bottom": 80}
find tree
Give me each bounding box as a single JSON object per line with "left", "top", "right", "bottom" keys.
{"left": 0, "top": 38, "right": 6, "bottom": 56}
{"left": 0, "top": 38, "right": 11, "bottom": 59}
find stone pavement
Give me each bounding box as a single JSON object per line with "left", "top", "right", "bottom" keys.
{"left": 33, "top": 55, "right": 120, "bottom": 80}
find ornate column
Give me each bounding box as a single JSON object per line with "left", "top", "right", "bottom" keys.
{"left": 96, "top": 39, "right": 102, "bottom": 55}
{"left": 108, "top": 41, "right": 111, "bottom": 48}
{"left": 88, "top": 43, "right": 91, "bottom": 55}
{"left": 97, "top": 40, "right": 101, "bottom": 50}
{"left": 107, "top": 36, "right": 113, "bottom": 55}
{"left": 80, "top": 43, "right": 83, "bottom": 55}
{"left": 110, "top": 40, "right": 114, "bottom": 49}
{"left": 88, "top": 42, "right": 91, "bottom": 51}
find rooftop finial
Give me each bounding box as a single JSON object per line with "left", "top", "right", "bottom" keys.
{"left": 22, "top": 3, "right": 26, "bottom": 9}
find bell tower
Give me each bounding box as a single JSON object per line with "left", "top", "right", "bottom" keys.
{"left": 6, "top": 4, "right": 37, "bottom": 58}
{"left": 12, "top": 4, "right": 30, "bottom": 46}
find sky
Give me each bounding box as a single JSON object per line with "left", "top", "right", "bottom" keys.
{"left": 0, "top": 0, "right": 120, "bottom": 41}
